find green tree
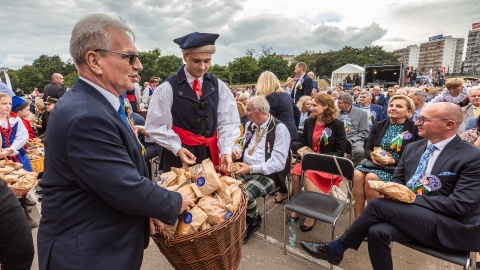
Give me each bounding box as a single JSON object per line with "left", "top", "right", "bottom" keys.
{"left": 64, "top": 71, "right": 79, "bottom": 89}
{"left": 156, "top": 55, "right": 183, "bottom": 79}
{"left": 32, "top": 54, "right": 65, "bottom": 89}
{"left": 138, "top": 49, "right": 162, "bottom": 82}
{"left": 228, "top": 56, "right": 259, "bottom": 84}
{"left": 15, "top": 65, "right": 44, "bottom": 93}
{"left": 257, "top": 54, "right": 290, "bottom": 80}
{"left": 209, "top": 64, "right": 230, "bottom": 84}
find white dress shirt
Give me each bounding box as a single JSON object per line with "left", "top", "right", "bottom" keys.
{"left": 425, "top": 135, "right": 456, "bottom": 176}
{"left": 234, "top": 116, "right": 290, "bottom": 175}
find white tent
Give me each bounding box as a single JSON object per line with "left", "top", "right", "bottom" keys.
{"left": 330, "top": 64, "right": 365, "bottom": 89}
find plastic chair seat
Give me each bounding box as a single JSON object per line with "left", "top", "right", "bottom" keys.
{"left": 285, "top": 191, "right": 347, "bottom": 224}
{"left": 399, "top": 241, "right": 472, "bottom": 267}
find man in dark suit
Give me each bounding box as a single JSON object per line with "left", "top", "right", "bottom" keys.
{"left": 371, "top": 85, "right": 386, "bottom": 108}
{"left": 43, "top": 73, "right": 66, "bottom": 101}
{"left": 291, "top": 62, "right": 313, "bottom": 103}
{"left": 38, "top": 14, "right": 194, "bottom": 270}
{"left": 353, "top": 90, "right": 384, "bottom": 131}
{"left": 300, "top": 102, "right": 480, "bottom": 269}
{"left": 307, "top": 71, "right": 318, "bottom": 94}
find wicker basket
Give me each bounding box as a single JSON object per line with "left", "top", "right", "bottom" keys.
{"left": 151, "top": 184, "right": 248, "bottom": 270}
{"left": 10, "top": 179, "right": 38, "bottom": 197}
{"left": 29, "top": 142, "right": 44, "bottom": 173}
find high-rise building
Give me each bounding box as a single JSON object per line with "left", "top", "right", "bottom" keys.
{"left": 393, "top": 45, "right": 419, "bottom": 70}
{"left": 393, "top": 35, "right": 464, "bottom": 75}
{"left": 464, "top": 22, "right": 480, "bottom": 76}
{"left": 418, "top": 35, "right": 464, "bottom": 74}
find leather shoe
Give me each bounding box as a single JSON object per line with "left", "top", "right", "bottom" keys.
{"left": 243, "top": 216, "right": 262, "bottom": 243}
{"left": 300, "top": 220, "right": 316, "bottom": 232}
{"left": 299, "top": 241, "right": 343, "bottom": 265}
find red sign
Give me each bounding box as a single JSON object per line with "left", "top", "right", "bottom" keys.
{"left": 473, "top": 22, "right": 480, "bottom": 30}
{"left": 441, "top": 67, "right": 446, "bottom": 74}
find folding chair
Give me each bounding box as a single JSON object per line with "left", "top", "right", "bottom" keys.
{"left": 283, "top": 153, "right": 354, "bottom": 255}
{"left": 398, "top": 242, "right": 477, "bottom": 270}
{"left": 261, "top": 150, "right": 292, "bottom": 239}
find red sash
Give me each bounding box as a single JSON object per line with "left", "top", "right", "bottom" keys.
{"left": 172, "top": 125, "right": 220, "bottom": 167}
{"left": 126, "top": 92, "right": 136, "bottom": 102}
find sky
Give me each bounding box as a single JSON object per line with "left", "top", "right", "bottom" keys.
{"left": 0, "top": 0, "right": 479, "bottom": 70}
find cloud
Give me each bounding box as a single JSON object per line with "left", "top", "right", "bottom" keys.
{"left": 1, "top": 0, "right": 476, "bottom": 70}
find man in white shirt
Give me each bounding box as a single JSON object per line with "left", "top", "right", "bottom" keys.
{"left": 146, "top": 32, "right": 239, "bottom": 173}
{"left": 407, "top": 90, "right": 427, "bottom": 122}
{"left": 232, "top": 96, "right": 290, "bottom": 243}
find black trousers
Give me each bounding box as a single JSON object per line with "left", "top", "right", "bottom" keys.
{"left": 0, "top": 180, "right": 34, "bottom": 270}
{"left": 340, "top": 198, "right": 456, "bottom": 270}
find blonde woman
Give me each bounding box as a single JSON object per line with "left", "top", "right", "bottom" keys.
{"left": 256, "top": 71, "right": 300, "bottom": 203}
{"left": 296, "top": 96, "right": 311, "bottom": 131}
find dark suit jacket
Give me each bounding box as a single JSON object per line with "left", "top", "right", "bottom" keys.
{"left": 291, "top": 74, "right": 313, "bottom": 103}
{"left": 354, "top": 103, "right": 385, "bottom": 127}
{"left": 392, "top": 136, "right": 480, "bottom": 251}
{"left": 300, "top": 117, "right": 346, "bottom": 156}
{"left": 374, "top": 94, "right": 386, "bottom": 108}
{"left": 267, "top": 92, "right": 300, "bottom": 141}
{"left": 365, "top": 119, "right": 419, "bottom": 164}
{"left": 38, "top": 79, "right": 182, "bottom": 270}
{"left": 43, "top": 82, "right": 66, "bottom": 101}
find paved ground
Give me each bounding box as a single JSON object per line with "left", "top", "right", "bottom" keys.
{"left": 28, "top": 190, "right": 466, "bottom": 270}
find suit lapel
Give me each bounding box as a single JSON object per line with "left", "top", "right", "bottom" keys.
{"left": 74, "top": 79, "right": 140, "bottom": 151}
{"left": 431, "top": 136, "right": 461, "bottom": 175}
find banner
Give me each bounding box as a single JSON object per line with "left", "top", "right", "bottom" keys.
{"left": 441, "top": 67, "right": 446, "bottom": 74}
{"left": 3, "top": 71, "right": 12, "bottom": 90}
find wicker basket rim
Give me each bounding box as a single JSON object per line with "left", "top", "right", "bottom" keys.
{"left": 153, "top": 184, "right": 247, "bottom": 246}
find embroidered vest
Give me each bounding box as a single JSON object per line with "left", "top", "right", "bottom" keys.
{"left": 240, "top": 117, "right": 289, "bottom": 188}
{"left": 167, "top": 65, "right": 219, "bottom": 137}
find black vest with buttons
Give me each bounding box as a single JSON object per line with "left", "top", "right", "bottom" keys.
{"left": 240, "top": 117, "right": 290, "bottom": 188}
{"left": 167, "top": 65, "right": 219, "bottom": 138}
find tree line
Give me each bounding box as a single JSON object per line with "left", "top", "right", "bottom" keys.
{"left": 0, "top": 46, "right": 398, "bottom": 93}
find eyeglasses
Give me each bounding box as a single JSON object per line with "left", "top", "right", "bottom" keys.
{"left": 415, "top": 116, "right": 449, "bottom": 125}
{"left": 94, "top": 49, "right": 140, "bottom": 65}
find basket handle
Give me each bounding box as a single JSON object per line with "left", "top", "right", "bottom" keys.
{"left": 160, "top": 228, "right": 175, "bottom": 247}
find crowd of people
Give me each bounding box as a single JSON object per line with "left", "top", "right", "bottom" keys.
{"left": 2, "top": 13, "right": 480, "bottom": 270}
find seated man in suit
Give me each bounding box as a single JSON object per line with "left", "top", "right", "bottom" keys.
{"left": 336, "top": 93, "right": 369, "bottom": 166}
{"left": 354, "top": 91, "right": 384, "bottom": 131}
{"left": 462, "top": 86, "right": 480, "bottom": 124}
{"left": 232, "top": 96, "right": 290, "bottom": 243}
{"left": 300, "top": 102, "right": 480, "bottom": 270}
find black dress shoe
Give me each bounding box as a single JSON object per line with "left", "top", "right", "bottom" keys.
{"left": 300, "top": 220, "right": 316, "bottom": 232}
{"left": 299, "top": 240, "right": 343, "bottom": 265}
{"left": 243, "top": 216, "right": 262, "bottom": 243}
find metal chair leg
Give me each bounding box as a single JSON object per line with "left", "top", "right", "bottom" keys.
{"left": 264, "top": 196, "right": 267, "bottom": 239}
{"left": 283, "top": 208, "right": 288, "bottom": 255}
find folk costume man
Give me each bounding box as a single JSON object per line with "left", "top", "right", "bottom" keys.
{"left": 146, "top": 32, "right": 240, "bottom": 173}
{"left": 232, "top": 96, "right": 290, "bottom": 242}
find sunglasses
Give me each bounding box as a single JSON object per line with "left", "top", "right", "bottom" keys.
{"left": 94, "top": 49, "right": 140, "bottom": 65}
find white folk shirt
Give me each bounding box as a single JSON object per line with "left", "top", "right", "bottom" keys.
{"left": 145, "top": 66, "right": 240, "bottom": 156}
{"left": 0, "top": 117, "right": 28, "bottom": 156}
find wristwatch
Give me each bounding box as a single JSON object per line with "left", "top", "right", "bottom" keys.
{"left": 249, "top": 166, "right": 253, "bottom": 174}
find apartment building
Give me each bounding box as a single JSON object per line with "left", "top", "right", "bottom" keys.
{"left": 464, "top": 23, "right": 480, "bottom": 75}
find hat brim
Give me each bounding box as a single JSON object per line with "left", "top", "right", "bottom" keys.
{"left": 181, "top": 45, "right": 216, "bottom": 54}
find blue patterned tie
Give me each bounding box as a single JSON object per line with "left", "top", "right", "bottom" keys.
{"left": 406, "top": 144, "right": 438, "bottom": 188}
{"left": 118, "top": 94, "right": 131, "bottom": 130}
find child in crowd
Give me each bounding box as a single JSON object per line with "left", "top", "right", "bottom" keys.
{"left": 0, "top": 93, "right": 33, "bottom": 171}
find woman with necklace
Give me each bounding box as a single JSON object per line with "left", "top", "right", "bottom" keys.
{"left": 353, "top": 95, "right": 420, "bottom": 219}
{"left": 0, "top": 93, "right": 33, "bottom": 171}
{"left": 290, "top": 93, "right": 346, "bottom": 232}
